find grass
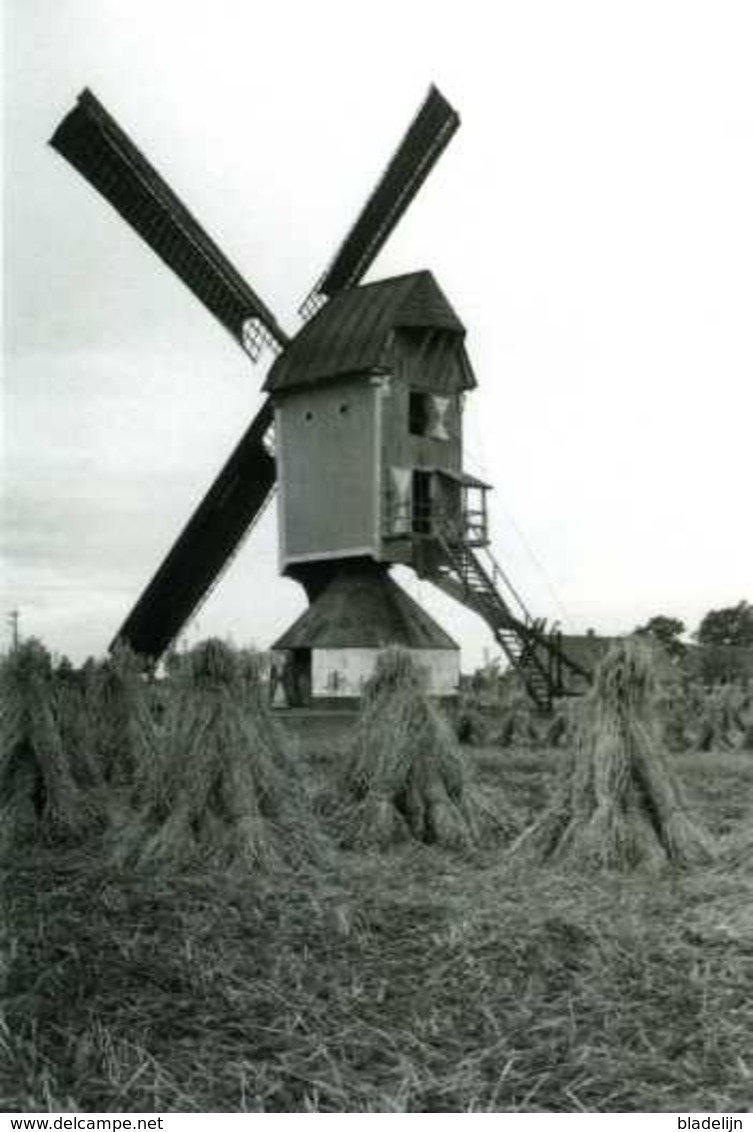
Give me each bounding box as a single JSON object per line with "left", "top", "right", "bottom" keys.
{"left": 3, "top": 739, "right": 753, "bottom": 1112}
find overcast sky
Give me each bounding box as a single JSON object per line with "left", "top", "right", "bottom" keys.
{"left": 3, "top": 0, "right": 752, "bottom": 667}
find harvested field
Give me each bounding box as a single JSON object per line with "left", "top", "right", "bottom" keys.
{"left": 3, "top": 721, "right": 753, "bottom": 1112}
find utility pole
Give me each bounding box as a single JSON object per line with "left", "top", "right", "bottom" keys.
{"left": 7, "top": 609, "right": 19, "bottom": 650}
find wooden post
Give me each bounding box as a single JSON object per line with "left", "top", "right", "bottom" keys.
{"left": 7, "top": 609, "right": 19, "bottom": 651}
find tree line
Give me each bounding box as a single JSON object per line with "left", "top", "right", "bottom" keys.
{"left": 635, "top": 600, "right": 753, "bottom": 682}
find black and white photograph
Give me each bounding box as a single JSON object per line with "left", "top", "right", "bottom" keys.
{"left": 3, "top": 0, "right": 753, "bottom": 1116}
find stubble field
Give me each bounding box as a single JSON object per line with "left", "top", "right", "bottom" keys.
{"left": 3, "top": 725, "right": 753, "bottom": 1114}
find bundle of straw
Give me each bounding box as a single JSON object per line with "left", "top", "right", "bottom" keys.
{"left": 655, "top": 678, "right": 693, "bottom": 753}
{"left": 509, "top": 637, "right": 713, "bottom": 870}
{"left": 455, "top": 693, "right": 490, "bottom": 745}
{"left": 694, "top": 684, "right": 747, "bottom": 752}
{"left": 0, "top": 639, "right": 90, "bottom": 856}
{"left": 494, "top": 679, "right": 544, "bottom": 749}
{"left": 741, "top": 708, "right": 753, "bottom": 753}
{"left": 543, "top": 702, "right": 574, "bottom": 749}
{"left": 114, "top": 639, "right": 318, "bottom": 873}
{"left": 338, "top": 647, "right": 512, "bottom": 851}
{"left": 87, "top": 643, "right": 159, "bottom": 787}
{"left": 52, "top": 657, "right": 101, "bottom": 790}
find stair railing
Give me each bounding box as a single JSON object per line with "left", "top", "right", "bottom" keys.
{"left": 475, "top": 543, "right": 535, "bottom": 629}
{"left": 430, "top": 517, "right": 592, "bottom": 705}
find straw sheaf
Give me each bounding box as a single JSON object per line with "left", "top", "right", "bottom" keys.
{"left": 509, "top": 637, "right": 714, "bottom": 871}
{"left": 338, "top": 647, "right": 515, "bottom": 851}
{"left": 112, "top": 639, "right": 322, "bottom": 874}
{"left": 87, "top": 642, "right": 160, "bottom": 789}
{"left": 0, "top": 640, "right": 95, "bottom": 857}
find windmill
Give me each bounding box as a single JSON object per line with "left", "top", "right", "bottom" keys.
{"left": 50, "top": 86, "right": 589, "bottom": 709}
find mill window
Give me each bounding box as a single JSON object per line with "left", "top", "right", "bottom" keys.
{"left": 409, "top": 391, "right": 430, "bottom": 436}
{"left": 409, "top": 391, "right": 451, "bottom": 440}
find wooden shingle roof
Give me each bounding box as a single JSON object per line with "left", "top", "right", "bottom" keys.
{"left": 273, "top": 565, "right": 458, "bottom": 650}
{"left": 264, "top": 270, "right": 466, "bottom": 394}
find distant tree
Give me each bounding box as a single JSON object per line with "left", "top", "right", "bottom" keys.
{"left": 54, "top": 655, "right": 75, "bottom": 680}
{"left": 163, "top": 646, "right": 183, "bottom": 679}
{"left": 78, "top": 657, "right": 100, "bottom": 688}
{"left": 634, "top": 615, "right": 687, "bottom": 659}
{"left": 695, "top": 601, "right": 753, "bottom": 648}
{"left": 470, "top": 656, "right": 501, "bottom": 694}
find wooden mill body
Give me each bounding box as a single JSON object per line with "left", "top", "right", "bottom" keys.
{"left": 266, "top": 271, "right": 485, "bottom": 597}
{"left": 264, "top": 271, "right": 488, "bottom": 703}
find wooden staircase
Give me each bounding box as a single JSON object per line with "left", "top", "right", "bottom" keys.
{"left": 429, "top": 534, "right": 590, "bottom": 711}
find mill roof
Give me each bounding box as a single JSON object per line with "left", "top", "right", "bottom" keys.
{"left": 273, "top": 565, "right": 458, "bottom": 651}
{"left": 264, "top": 270, "right": 467, "bottom": 394}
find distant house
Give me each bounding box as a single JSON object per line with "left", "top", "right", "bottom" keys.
{"left": 557, "top": 631, "right": 618, "bottom": 682}
{"left": 559, "top": 634, "right": 753, "bottom": 686}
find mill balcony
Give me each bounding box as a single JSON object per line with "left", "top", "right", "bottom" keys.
{"left": 385, "top": 467, "right": 491, "bottom": 548}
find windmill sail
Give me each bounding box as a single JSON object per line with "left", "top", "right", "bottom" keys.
{"left": 301, "top": 85, "right": 459, "bottom": 315}
{"left": 50, "top": 89, "right": 288, "bottom": 358}
{"left": 113, "top": 399, "right": 276, "bottom": 662}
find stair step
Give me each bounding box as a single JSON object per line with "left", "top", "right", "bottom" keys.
{"left": 435, "top": 534, "right": 586, "bottom": 711}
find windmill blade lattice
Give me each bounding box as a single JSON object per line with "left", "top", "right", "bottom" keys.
{"left": 50, "top": 89, "right": 288, "bottom": 359}
{"left": 299, "top": 85, "right": 460, "bottom": 319}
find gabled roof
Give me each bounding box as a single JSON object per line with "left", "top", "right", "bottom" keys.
{"left": 264, "top": 270, "right": 466, "bottom": 394}
{"left": 273, "top": 565, "right": 458, "bottom": 650}
{"left": 558, "top": 634, "right": 619, "bottom": 673}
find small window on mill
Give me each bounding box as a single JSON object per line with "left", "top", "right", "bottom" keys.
{"left": 410, "top": 391, "right": 450, "bottom": 440}
{"left": 409, "top": 391, "right": 430, "bottom": 436}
